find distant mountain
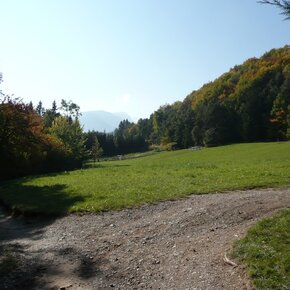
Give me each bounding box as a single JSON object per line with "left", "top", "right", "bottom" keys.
{"left": 80, "top": 110, "right": 132, "bottom": 132}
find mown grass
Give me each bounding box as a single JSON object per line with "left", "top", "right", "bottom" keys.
{"left": 232, "top": 209, "right": 290, "bottom": 290}
{"left": 0, "top": 142, "right": 290, "bottom": 214}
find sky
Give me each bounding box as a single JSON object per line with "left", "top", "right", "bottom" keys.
{"left": 0, "top": 0, "right": 289, "bottom": 120}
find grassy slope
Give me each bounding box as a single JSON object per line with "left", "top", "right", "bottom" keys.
{"left": 232, "top": 209, "right": 290, "bottom": 290}
{"left": 0, "top": 142, "right": 290, "bottom": 214}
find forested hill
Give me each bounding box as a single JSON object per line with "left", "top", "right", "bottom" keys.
{"left": 184, "top": 45, "right": 290, "bottom": 146}
{"left": 1, "top": 46, "right": 289, "bottom": 180}
{"left": 119, "top": 46, "right": 290, "bottom": 149}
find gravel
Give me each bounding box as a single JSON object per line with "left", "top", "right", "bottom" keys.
{"left": 0, "top": 187, "right": 290, "bottom": 290}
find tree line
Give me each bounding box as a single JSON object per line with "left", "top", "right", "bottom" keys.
{"left": 0, "top": 80, "right": 148, "bottom": 180}
{"left": 97, "top": 46, "right": 289, "bottom": 150}
{"left": 1, "top": 46, "right": 289, "bottom": 180}
{"left": 0, "top": 85, "right": 87, "bottom": 180}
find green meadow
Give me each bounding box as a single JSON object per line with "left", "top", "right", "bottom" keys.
{"left": 1, "top": 142, "right": 290, "bottom": 215}
{"left": 233, "top": 208, "right": 290, "bottom": 290}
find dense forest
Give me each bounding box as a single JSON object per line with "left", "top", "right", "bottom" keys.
{"left": 1, "top": 46, "right": 289, "bottom": 180}
{"left": 110, "top": 45, "right": 290, "bottom": 148}
{"left": 0, "top": 94, "right": 87, "bottom": 180}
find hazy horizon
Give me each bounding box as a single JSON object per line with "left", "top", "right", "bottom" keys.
{"left": 1, "top": 0, "right": 289, "bottom": 119}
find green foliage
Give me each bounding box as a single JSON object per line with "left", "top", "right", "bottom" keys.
{"left": 1, "top": 142, "right": 290, "bottom": 214}
{"left": 165, "top": 142, "right": 177, "bottom": 151}
{"left": 91, "top": 136, "right": 103, "bottom": 163}
{"left": 0, "top": 96, "right": 47, "bottom": 179}
{"left": 0, "top": 91, "right": 86, "bottom": 179}
{"left": 36, "top": 101, "right": 44, "bottom": 116}
{"left": 270, "top": 75, "right": 290, "bottom": 140}
{"left": 60, "top": 99, "right": 80, "bottom": 118}
{"left": 1, "top": 46, "right": 290, "bottom": 180}
{"left": 115, "top": 46, "right": 290, "bottom": 151}
{"left": 188, "top": 46, "right": 290, "bottom": 144}
{"left": 203, "top": 128, "right": 220, "bottom": 147}
{"left": 43, "top": 134, "right": 73, "bottom": 172}
{"left": 43, "top": 100, "right": 60, "bottom": 128}
{"left": 233, "top": 208, "right": 290, "bottom": 289}
{"left": 112, "top": 119, "right": 147, "bottom": 154}
{"left": 85, "top": 131, "right": 118, "bottom": 157}
{"left": 50, "top": 116, "right": 87, "bottom": 168}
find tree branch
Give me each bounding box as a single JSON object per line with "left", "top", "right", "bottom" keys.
{"left": 258, "top": 0, "right": 290, "bottom": 20}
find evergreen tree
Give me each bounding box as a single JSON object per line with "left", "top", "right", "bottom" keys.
{"left": 43, "top": 101, "right": 60, "bottom": 128}
{"left": 91, "top": 136, "right": 103, "bottom": 164}
{"left": 36, "top": 101, "right": 44, "bottom": 116}
{"left": 52, "top": 100, "right": 57, "bottom": 113}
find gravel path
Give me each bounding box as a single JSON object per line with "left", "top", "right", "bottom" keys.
{"left": 1, "top": 188, "right": 290, "bottom": 290}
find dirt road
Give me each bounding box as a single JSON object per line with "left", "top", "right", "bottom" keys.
{"left": 1, "top": 188, "right": 290, "bottom": 290}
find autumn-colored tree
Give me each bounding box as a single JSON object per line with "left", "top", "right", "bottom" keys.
{"left": 0, "top": 96, "right": 46, "bottom": 179}
{"left": 270, "top": 75, "right": 290, "bottom": 139}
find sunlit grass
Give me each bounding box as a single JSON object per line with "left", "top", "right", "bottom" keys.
{"left": 232, "top": 209, "right": 290, "bottom": 289}
{"left": 0, "top": 142, "right": 290, "bottom": 214}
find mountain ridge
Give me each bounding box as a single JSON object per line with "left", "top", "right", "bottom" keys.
{"left": 80, "top": 110, "right": 132, "bottom": 132}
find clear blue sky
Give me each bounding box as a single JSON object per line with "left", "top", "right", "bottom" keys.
{"left": 1, "top": 0, "right": 289, "bottom": 119}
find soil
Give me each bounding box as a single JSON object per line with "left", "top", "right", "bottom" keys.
{"left": 0, "top": 187, "right": 290, "bottom": 290}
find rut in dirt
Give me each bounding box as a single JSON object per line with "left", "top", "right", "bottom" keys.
{"left": 0, "top": 188, "right": 290, "bottom": 290}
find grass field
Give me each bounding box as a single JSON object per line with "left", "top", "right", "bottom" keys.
{"left": 232, "top": 209, "right": 290, "bottom": 290}
{"left": 0, "top": 142, "right": 290, "bottom": 214}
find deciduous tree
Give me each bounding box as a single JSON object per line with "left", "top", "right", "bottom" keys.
{"left": 0, "top": 96, "right": 45, "bottom": 179}
{"left": 50, "top": 116, "right": 87, "bottom": 168}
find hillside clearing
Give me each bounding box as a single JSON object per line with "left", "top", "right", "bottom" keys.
{"left": 1, "top": 142, "right": 290, "bottom": 215}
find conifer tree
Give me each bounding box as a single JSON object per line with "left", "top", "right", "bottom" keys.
{"left": 91, "top": 136, "right": 103, "bottom": 164}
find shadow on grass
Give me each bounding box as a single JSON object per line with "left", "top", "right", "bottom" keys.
{"left": 0, "top": 182, "right": 86, "bottom": 216}
{"left": 83, "top": 163, "right": 130, "bottom": 169}
{"left": 0, "top": 181, "right": 111, "bottom": 289}
{"left": 0, "top": 181, "right": 86, "bottom": 244}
